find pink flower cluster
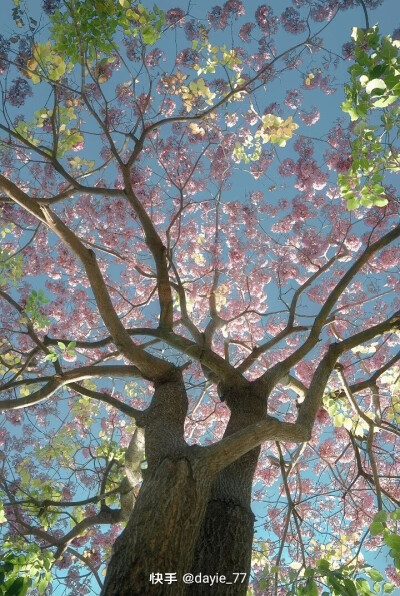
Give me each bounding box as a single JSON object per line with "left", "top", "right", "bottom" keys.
{"left": 255, "top": 5, "right": 279, "bottom": 35}
{"left": 165, "top": 8, "right": 185, "bottom": 27}
{"left": 281, "top": 7, "right": 306, "bottom": 33}
{"left": 207, "top": 1, "right": 245, "bottom": 30}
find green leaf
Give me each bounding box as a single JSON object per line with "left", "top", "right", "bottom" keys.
{"left": 343, "top": 578, "right": 358, "bottom": 596}
{"left": 6, "top": 577, "right": 29, "bottom": 596}
{"left": 343, "top": 417, "right": 353, "bottom": 431}
{"left": 373, "top": 95, "right": 398, "bottom": 108}
{"left": 383, "top": 533, "right": 400, "bottom": 550}
{"left": 346, "top": 197, "right": 359, "bottom": 210}
{"left": 334, "top": 413, "right": 345, "bottom": 427}
{"left": 365, "top": 78, "right": 387, "bottom": 94}
{"left": 305, "top": 580, "right": 318, "bottom": 596}
{"left": 317, "top": 559, "right": 330, "bottom": 571}
{"left": 37, "top": 576, "right": 50, "bottom": 595}
{"left": 366, "top": 568, "right": 384, "bottom": 582}
{"left": 373, "top": 511, "right": 388, "bottom": 523}
{"left": 355, "top": 578, "right": 375, "bottom": 595}
{"left": 383, "top": 582, "right": 395, "bottom": 593}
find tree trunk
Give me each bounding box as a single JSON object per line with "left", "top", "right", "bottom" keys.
{"left": 101, "top": 454, "right": 213, "bottom": 596}
{"left": 102, "top": 378, "right": 268, "bottom": 595}
{"left": 191, "top": 385, "right": 266, "bottom": 595}
{"left": 102, "top": 375, "right": 217, "bottom": 595}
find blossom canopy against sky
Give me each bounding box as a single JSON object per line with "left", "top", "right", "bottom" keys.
{"left": 0, "top": 0, "right": 400, "bottom": 595}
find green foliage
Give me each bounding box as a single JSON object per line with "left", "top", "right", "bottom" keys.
{"left": 340, "top": 26, "right": 400, "bottom": 210}
{"left": 44, "top": 340, "right": 76, "bottom": 362}
{"left": 379, "top": 366, "right": 400, "bottom": 424}
{"left": 0, "top": 246, "right": 23, "bottom": 288}
{"left": 15, "top": 106, "right": 83, "bottom": 157}
{"left": 49, "top": 0, "right": 164, "bottom": 68}
{"left": 25, "top": 290, "right": 49, "bottom": 331}
{"left": 125, "top": 2, "right": 165, "bottom": 46}
{"left": 192, "top": 39, "right": 244, "bottom": 75}
{"left": 0, "top": 503, "right": 6, "bottom": 525}
{"left": 285, "top": 558, "right": 396, "bottom": 596}
{"left": 322, "top": 391, "right": 373, "bottom": 436}
{"left": 0, "top": 226, "right": 24, "bottom": 286}
{"left": 257, "top": 513, "right": 399, "bottom": 596}
{"left": 0, "top": 544, "right": 53, "bottom": 596}
{"left": 49, "top": 0, "right": 124, "bottom": 64}
{"left": 233, "top": 115, "right": 299, "bottom": 163}
{"left": 43, "top": 348, "right": 58, "bottom": 363}
{"left": 181, "top": 78, "right": 217, "bottom": 111}
{"left": 26, "top": 41, "right": 67, "bottom": 83}
{"left": 369, "top": 510, "right": 400, "bottom": 575}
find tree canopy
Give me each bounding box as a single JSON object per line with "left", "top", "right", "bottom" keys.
{"left": 0, "top": 0, "right": 400, "bottom": 595}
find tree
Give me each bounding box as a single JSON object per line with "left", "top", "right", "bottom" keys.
{"left": 0, "top": 0, "right": 400, "bottom": 594}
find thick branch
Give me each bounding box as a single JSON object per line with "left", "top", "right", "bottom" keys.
{"left": 0, "top": 175, "right": 174, "bottom": 381}
{"left": 297, "top": 310, "right": 400, "bottom": 435}
{"left": 121, "top": 175, "right": 173, "bottom": 329}
{"left": 0, "top": 364, "right": 142, "bottom": 412}
{"left": 262, "top": 224, "right": 400, "bottom": 384}
{"left": 200, "top": 417, "right": 309, "bottom": 474}
{"left": 68, "top": 382, "right": 145, "bottom": 423}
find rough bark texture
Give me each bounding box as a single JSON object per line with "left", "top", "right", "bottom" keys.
{"left": 101, "top": 455, "right": 213, "bottom": 596}
{"left": 191, "top": 498, "right": 254, "bottom": 595}
{"left": 102, "top": 375, "right": 213, "bottom": 595}
{"left": 102, "top": 379, "right": 271, "bottom": 595}
{"left": 191, "top": 384, "right": 267, "bottom": 595}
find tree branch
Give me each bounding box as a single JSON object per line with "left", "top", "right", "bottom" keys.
{"left": 199, "top": 417, "right": 309, "bottom": 473}
{"left": 261, "top": 224, "right": 400, "bottom": 385}
{"left": 0, "top": 174, "right": 175, "bottom": 382}
{"left": 0, "top": 364, "right": 142, "bottom": 412}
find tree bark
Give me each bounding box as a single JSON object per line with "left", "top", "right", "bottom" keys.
{"left": 102, "top": 379, "right": 270, "bottom": 595}
{"left": 102, "top": 374, "right": 216, "bottom": 595}
{"left": 101, "top": 454, "right": 213, "bottom": 596}
{"left": 191, "top": 384, "right": 266, "bottom": 595}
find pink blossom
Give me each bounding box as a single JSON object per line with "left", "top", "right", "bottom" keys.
{"left": 310, "top": 3, "right": 337, "bottom": 22}
{"left": 239, "top": 22, "right": 255, "bottom": 42}
{"left": 386, "top": 567, "right": 400, "bottom": 588}
{"left": 294, "top": 137, "right": 314, "bottom": 158}
{"left": 176, "top": 48, "right": 199, "bottom": 67}
{"left": 210, "top": 145, "right": 231, "bottom": 181}
{"left": 160, "top": 99, "right": 176, "bottom": 116}
{"left": 342, "top": 41, "right": 356, "bottom": 60}
{"left": 165, "top": 8, "right": 185, "bottom": 27}
{"left": 281, "top": 7, "right": 306, "bottom": 33}
{"left": 145, "top": 48, "right": 164, "bottom": 68}
{"left": 225, "top": 113, "right": 239, "bottom": 127}
{"left": 326, "top": 151, "right": 352, "bottom": 173}
{"left": 316, "top": 408, "right": 330, "bottom": 425}
{"left": 278, "top": 158, "right": 296, "bottom": 177}
{"left": 299, "top": 107, "right": 320, "bottom": 125}
{"left": 284, "top": 89, "right": 303, "bottom": 109}
{"left": 255, "top": 5, "right": 279, "bottom": 35}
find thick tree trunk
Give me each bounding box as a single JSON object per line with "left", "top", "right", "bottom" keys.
{"left": 101, "top": 454, "right": 213, "bottom": 596}
{"left": 191, "top": 384, "right": 266, "bottom": 595}
{"left": 102, "top": 375, "right": 216, "bottom": 595}
{"left": 102, "top": 378, "right": 268, "bottom": 595}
